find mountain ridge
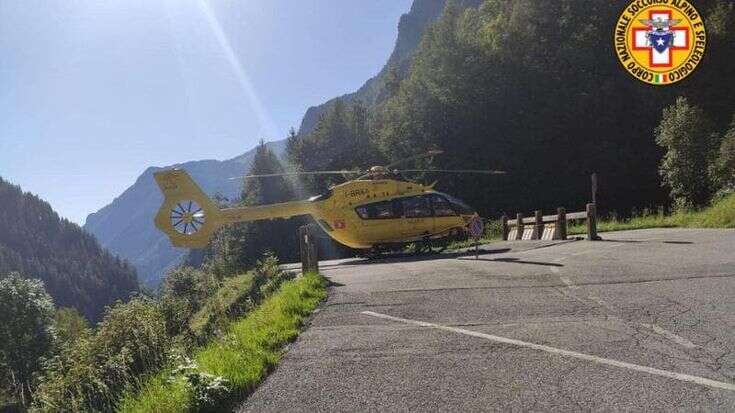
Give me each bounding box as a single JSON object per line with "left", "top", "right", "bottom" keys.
{"left": 0, "top": 176, "right": 138, "bottom": 321}
{"left": 85, "top": 0, "right": 480, "bottom": 286}
{"left": 84, "top": 140, "right": 286, "bottom": 287}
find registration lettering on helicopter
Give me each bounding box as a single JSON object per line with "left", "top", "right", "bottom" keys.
{"left": 346, "top": 188, "right": 369, "bottom": 198}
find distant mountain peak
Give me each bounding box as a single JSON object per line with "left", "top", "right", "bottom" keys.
{"left": 84, "top": 139, "right": 286, "bottom": 287}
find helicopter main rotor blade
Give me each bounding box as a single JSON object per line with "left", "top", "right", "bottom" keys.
{"left": 229, "top": 170, "right": 363, "bottom": 180}
{"left": 397, "top": 169, "right": 507, "bottom": 175}
{"left": 384, "top": 149, "right": 444, "bottom": 170}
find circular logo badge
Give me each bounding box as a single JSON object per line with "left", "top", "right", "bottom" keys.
{"left": 614, "top": 1, "right": 706, "bottom": 86}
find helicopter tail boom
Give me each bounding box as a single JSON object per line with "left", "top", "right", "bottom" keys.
{"left": 154, "top": 169, "right": 317, "bottom": 249}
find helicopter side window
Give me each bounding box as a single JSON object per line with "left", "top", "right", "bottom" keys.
{"left": 392, "top": 198, "right": 404, "bottom": 217}
{"left": 430, "top": 194, "right": 457, "bottom": 217}
{"left": 355, "top": 201, "right": 396, "bottom": 220}
{"left": 403, "top": 196, "right": 432, "bottom": 218}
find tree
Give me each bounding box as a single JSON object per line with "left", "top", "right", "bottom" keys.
{"left": 0, "top": 273, "right": 55, "bottom": 407}
{"left": 655, "top": 97, "right": 719, "bottom": 209}
{"left": 711, "top": 115, "right": 735, "bottom": 196}
{"left": 201, "top": 141, "right": 303, "bottom": 277}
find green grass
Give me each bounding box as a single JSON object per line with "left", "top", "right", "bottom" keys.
{"left": 117, "top": 371, "right": 192, "bottom": 413}
{"left": 118, "top": 273, "right": 327, "bottom": 413}
{"left": 189, "top": 273, "right": 256, "bottom": 338}
{"left": 568, "top": 193, "right": 735, "bottom": 235}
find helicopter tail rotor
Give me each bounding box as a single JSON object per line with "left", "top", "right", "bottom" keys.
{"left": 153, "top": 169, "right": 224, "bottom": 248}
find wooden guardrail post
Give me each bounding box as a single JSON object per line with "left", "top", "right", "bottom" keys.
{"left": 586, "top": 203, "right": 600, "bottom": 241}
{"left": 531, "top": 210, "right": 543, "bottom": 240}
{"left": 515, "top": 213, "right": 524, "bottom": 240}
{"left": 554, "top": 207, "right": 567, "bottom": 240}
{"left": 299, "top": 226, "right": 319, "bottom": 274}
{"left": 501, "top": 215, "right": 509, "bottom": 241}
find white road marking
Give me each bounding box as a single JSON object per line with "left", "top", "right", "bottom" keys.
{"left": 362, "top": 311, "right": 735, "bottom": 392}
{"left": 640, "top": 323, "right": 698, "bottom": 349}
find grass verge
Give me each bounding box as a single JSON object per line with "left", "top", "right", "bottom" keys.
{"left": 569, "top": 193, "right": 735, "bottom": 235}
{"left": 118, "top": 273, "right": 327, "bottom": 412}
{"left": 189, "top": 273, "right": 256, "bottom": 339}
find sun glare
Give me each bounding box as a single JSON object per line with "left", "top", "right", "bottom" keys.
{"left": 195, "top": 0, "right": 279, "bottom": 139}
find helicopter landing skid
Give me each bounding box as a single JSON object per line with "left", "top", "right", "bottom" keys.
{"left": 362, "top": 228, "right": 465, "bottom": 260}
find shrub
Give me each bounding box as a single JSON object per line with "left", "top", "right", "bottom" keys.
{"left": 54, "top": 308, "right": 91, "bottom": 350}
{"left": 0, "top": 273, "right": 56, "bottom": 408}
{"left": 32, "top": 297, "right": 170, "bottom": 412}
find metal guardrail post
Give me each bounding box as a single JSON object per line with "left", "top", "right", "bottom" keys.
{"left": 515, "top": 213, "right": 524, "bottom": 240}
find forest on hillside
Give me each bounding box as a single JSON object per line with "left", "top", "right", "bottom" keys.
{"left": 0, "top": 177, "right": 139, "bottom": 321}
{"left": 287, "top": 0, "right": 735, "bottom": 217}
{"left": 184, "top": 0, "right": 735, "bottom": 273}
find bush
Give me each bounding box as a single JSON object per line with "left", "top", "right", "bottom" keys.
{"left": 161, "top": 267, "right": 218, "bottom": 338}
{"left": 54, "top": 308, "right": 91, "bottom": 350}
{"left": 188, "top": 253, "right": 295, "bottom": 342}
{"left": 32, "top": 297, "right": 170, "bottom": 412}
{"left": 120, "top": 273, "right": 327, "bottom": 413}
{"left": 0, "top": 273, "right": 55, "bottom": 408}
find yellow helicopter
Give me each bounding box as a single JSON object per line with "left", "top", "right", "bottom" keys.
{"left": 153, "top": 150, "right": 505, "bottom": 254}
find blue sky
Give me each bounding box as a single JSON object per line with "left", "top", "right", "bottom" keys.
{"left": 0, "top": 0, "right": 412, "bottom": 224}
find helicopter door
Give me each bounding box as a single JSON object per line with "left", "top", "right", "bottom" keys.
{"left": 429, "top": 194, "right": 459, "bottom": 235}
{"left": 401, "top": 196, "right": 434, "bottom": 240}
{"left": 355, "top": 200, "right": 402, "bottom": 244}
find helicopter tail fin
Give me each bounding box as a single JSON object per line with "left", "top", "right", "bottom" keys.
{"left": 153, "top": 169, "right": 223, "bottom": 248}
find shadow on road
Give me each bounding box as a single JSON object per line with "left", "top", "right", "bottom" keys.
{"left": 322, "top": 248, "right": 514, "bottom": 267}
{"left": 456, "top": 256, "right": 564, "bottom": 267}
{"left": 601, "top": 239, "right": 694, "bottom": 245}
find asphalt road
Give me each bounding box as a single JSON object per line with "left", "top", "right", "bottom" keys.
{"left": 239, "top": 228, "right": 735, "bottom": 412}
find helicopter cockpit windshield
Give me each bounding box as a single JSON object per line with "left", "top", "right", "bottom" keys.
{"left": 437, "top": 192, "right": 475, "bottom": 215}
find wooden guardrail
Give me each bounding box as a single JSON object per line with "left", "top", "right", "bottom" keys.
{"left": 501, "top": 203, "right": 599, "bottom": 241}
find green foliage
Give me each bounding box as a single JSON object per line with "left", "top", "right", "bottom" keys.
{"left": 188, "top": 253, "right": 295, "bottom": 341}
{"left": 160, "top": 266, "right": 218, "bottom": 339}
{"left": 170, "top": 355, "right": 228, "bottom": 410}
{"left": 655, "top": 97, "right": 720, "bottom": 210}
{"left": 33, "top": 297, "right": 170, "bottom": 412}
{"left": 54, "top": 308, "right": 91, "bottom": 350}
{"left": 194, "top": 142, "right": 304, "bottom": 278}
{"left": 287, "top": 0, "right": 735, "bottom": 218}
{"left": 711, "top": 115, "right": 735, "bottom": 196}
{"left": 0, "top": 177, "right": 139, "bottom": 321}
{"left": 0, "top": 273, "right": 55, "bottom": 407}
{"left": 287, "top": 99, "right": 382, "bottom": 193}
{"left": 119, "top": 273, "right": 327, "bottom": 413}
{"left": 188, "top": 273, "right": 257, "bottom": 341}
{"left": 117, "top": 370, "right": 192, "bottom": 413}
{"left": 568, "top": 193, "right": 735, "bottom": 234}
